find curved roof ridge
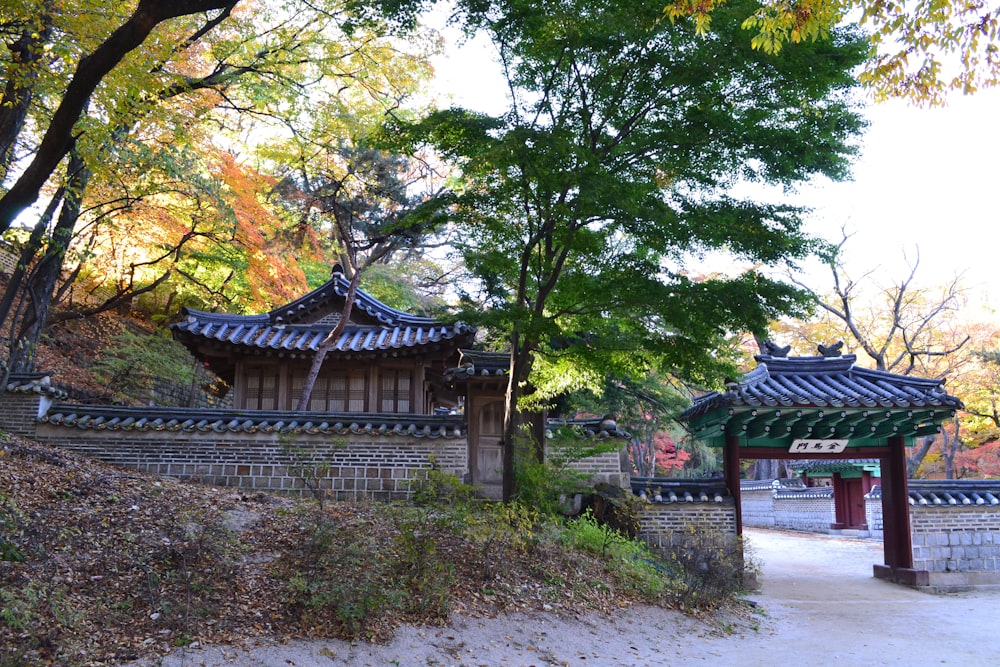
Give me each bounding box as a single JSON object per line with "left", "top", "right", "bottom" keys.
{"left": 269, "top": 269, "right": 441, "bottom": 327}
{"left": 681, "top": 351, "right": 963, "bottom": 430}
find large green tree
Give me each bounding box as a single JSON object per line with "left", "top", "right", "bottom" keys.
{"left": 404, "top": 0, "right": 867, "bottom": 499}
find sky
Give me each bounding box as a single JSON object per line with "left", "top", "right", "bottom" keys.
{"left": 426, "top": 17, "right": 1000, "bottom": 322}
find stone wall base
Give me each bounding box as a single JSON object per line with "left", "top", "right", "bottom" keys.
{"left": 873, "top": 564, "right": 930, "bottom": 587}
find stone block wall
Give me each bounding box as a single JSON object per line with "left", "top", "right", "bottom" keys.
{"left": 910, "top": 506, "right": 1000, "bottom": 590}
{"left": 33, "top": 422, "right": 467, "bottom": 501}
{"left": 741, "top": 486, "right": 777, "bottom": 528}
{"left": 772, "top": 492, "right": 836, "bottom": 532}
{"left": 637, "top": 502, "right": 738, "bottom": 549}
{"left": 865, "top": 495, "right": 884, "bottom": 539}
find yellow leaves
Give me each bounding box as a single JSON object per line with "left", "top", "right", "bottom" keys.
{"left": 664, "top": 0, "right": 728, "bottom": 35}
{"left": 665, "top": 0, "right": 1000, "bottom": 103}
{"left": 740, "top": 0, "right": 844, "bottom": 54}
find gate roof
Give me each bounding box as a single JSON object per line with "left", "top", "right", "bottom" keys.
{"left": 681, "top": 348, "right": 963, "bottom": 449}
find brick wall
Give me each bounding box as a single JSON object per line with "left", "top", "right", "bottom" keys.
{"left": 637, "top": 502, "right": 738, "bottom": 549}
{"left": 0, "top": 394, "right": 51, "bottom": 437}
{"left": 741, "top": 487, "right": 777, "bottom": 528}
{"left": 772, "top": 493, "right": 836, "bottom": 532}
{"left": 33, "top": 422, "right": 467, "bottom": 500}
{"left": 0, "top": 243, "right": 18, "bottom": 275}
{"left": 546, "top": 441, "right": 629, "bottom": 489}
{"left": 2, "top": 392, "right": 628, "bottom": 500}
{"left": 910, "top": 506, "right": 1000, "bottom": 590}
{"left": 865, "top": 495, "right": 884, "bottom": 539}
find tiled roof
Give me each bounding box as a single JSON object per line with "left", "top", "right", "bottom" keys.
{"left": 867, "top": 481, "right": 1000, "bottom": 506}
{"left": 546, "top": 416, "right": 630, "bottom": 439}
{"left": 443, "top": 349, "right": 510, "bottom": 382}
{"left": 173, "top": 318, "right": 474, "bottom": 356}
{"left": 791, "top": 458, "right": 881, "bottom": 475}
{"left": 773, "top": 485, "right": 834, "bottom": 499}
{"left": 684, "top": 353, "right": 963, "bottom": 420}
{"left": 4, "top": 371, "right": 68, "bottom": 400}
{"left": 171, "top": 268, "right": 475, "bottom": 359}
{"left": 40, "top": 405, "right": 464, "bottom": 438}
{"left": 630, "top": 477, "right": 732, "bottom": 504}
{"left": 681, "top": 349, "right": 963, "bottom": 445}
{"left": 741, "top": 478, "right": 806, "bottom": 491}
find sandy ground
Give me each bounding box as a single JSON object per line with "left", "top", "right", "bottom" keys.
{"left": 139, "top": 529, "right": 1000, "bottom": 667}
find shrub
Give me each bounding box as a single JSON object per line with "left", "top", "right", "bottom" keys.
{"left": 514, "top": 433, "right": 622, "bottom": 518}
{"left": 659, "top": 524, "right": 759, "bottom": 609}
{"left": 561, "top": 510, "right": 675, "bottom": 601}
{"left": 287, "top": 516, "right": 403, "bottom": 637}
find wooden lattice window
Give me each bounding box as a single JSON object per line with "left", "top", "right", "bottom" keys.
{"left": 244, "top": 365, "right": 279, "bottom": 410}
{"left": 379, "top": 369, "right": 412, "bottom": 413}
{"left": 292, "top": 370, "right": 367, "bottom": 412}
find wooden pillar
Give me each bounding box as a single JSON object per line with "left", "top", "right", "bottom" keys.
{"left": 874, "top": 435, "right": 927, "bottom": 585}
{"left": 882, "top": 436, "right": 913, "bottom": 569}
{"left": 861, "top": 470, "right": 873, "bottom": 495}
{"left": 724, "top": 434, "right": 743, "bottom": 536}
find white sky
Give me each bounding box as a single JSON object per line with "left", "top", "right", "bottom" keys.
{"left": 426, "top": 17, "right": 1000, "bottom": 322}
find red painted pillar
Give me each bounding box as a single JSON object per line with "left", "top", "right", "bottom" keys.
{"left": 874, "top": 435, "right": 927, "bottom": 585}
{"left": 724, "top": 434, "right": 743, "bottom": 536}
{"left": 882, "top": 436, "right": 913, "bottom": 569}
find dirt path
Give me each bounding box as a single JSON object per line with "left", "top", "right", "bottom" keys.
{"left": 140, "top": 529, "right": 1000, "bottom": 666}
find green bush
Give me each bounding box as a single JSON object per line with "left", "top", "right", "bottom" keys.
{"left": 513, "top": 435, "right": 621, "bottom": 518}
{"left": 465, "top": 501, "right": 541, "bottom": 581}
{"left": 561, "top": 510, "right": 675, "bottom": 601}
{"left": 288, "top": 516, "right": 404, "bottom": 637}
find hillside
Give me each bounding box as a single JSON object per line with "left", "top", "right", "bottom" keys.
{"left": 0, "top": 434, "right": 696, "bottom": 666}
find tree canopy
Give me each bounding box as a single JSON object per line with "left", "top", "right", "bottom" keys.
{"left": 396, "top": 0, "right": 868, "bottom": 496}
{"left": 675, "top": 0, "right": 1000, "bottom": 104}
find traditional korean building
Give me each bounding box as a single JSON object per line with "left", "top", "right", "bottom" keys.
{"left": 170, "top": 266, "right": 477, "bottom": 414}
{"left": 681, "top": 344, "right": 964, "bottom": 585}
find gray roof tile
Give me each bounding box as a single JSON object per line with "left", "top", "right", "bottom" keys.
{"left": 40, "top": 405, "right": 464, "bottom": 438}
{"left": 171, "top": 269, "right": 475, "bottom": 358}
{"left": 684, "top": 353, "right": 962, "bottom": 422}
{"left": 630, "top": 478, "right": 732, "bottom": 504}
{"left": 867, "top": 481, "right": 1000, "bottom": 506}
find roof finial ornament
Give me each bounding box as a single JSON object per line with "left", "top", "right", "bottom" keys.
{"left": 331, "top": 262, "right": 345, "bottom": 276}
{"left": 818, "top": 341, "right": 844, "bottom": 357}
{"left": 760, "top": 339, "right": 790, "bottom": 357}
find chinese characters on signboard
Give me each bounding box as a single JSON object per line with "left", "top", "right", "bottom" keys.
{"left": 788, "top": 439, "right": 849, "bottom": 454}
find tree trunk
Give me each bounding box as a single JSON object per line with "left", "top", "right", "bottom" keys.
{"left": 6, "top": 152, "right": 89, "bottom": 373}
{"left": 0, "top": 9, "right": 54, "bottom": 180}
{"left": 907, "top": 434, "right": 937, "bottom": 478}
{"left": 501, "top": 331, "right": 537, "bottom": 501}
{"left": 0, "top": 187, "right": 65, "bottom": 334}
{"left": 294, "top": 269, "right": 360, "bottom": 412}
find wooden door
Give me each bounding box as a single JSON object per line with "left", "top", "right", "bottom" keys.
{"left": 472, "top": 399, "right": 504, "bottom": 499}
{"left": 845, "top": 478, "right": 867, "bottom": 529}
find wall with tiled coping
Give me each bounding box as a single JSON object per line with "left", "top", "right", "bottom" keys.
{"left": 744, "top": 479, "right": 1000, "bottom": 589}
{"left": 741, "top": 482, "right": 882, "bottom": 536}
{"left": 637, "top": 502, "right": 738, "bottom": 549}
{"left": 0, "top": 391, "right": 627, "bottom": 500}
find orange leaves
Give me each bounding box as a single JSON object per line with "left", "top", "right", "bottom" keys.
{"left": 213, "top": 151, "right": 314, "bottom": 307}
